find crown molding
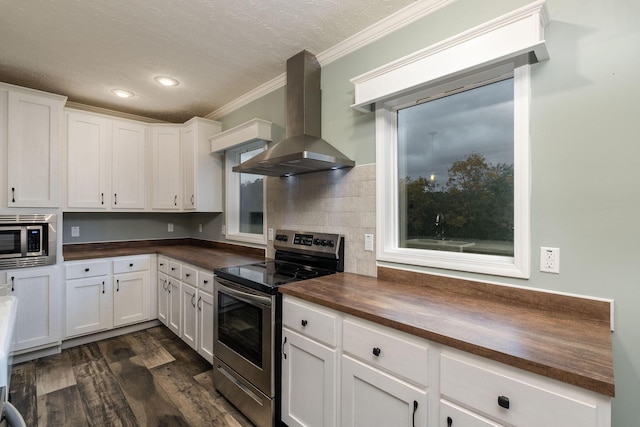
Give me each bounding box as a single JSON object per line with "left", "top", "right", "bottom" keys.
{"left": 205, "top": 0, "right": 456, "bottom": 121}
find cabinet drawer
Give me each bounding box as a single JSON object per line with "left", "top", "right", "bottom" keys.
{"left": 440, "top": 353, "right": 599, "bottom": 427}
{"left": 282, "top": 296, "right": 338, "bottom": 348}
{"left": 343, "top": 317, "right": 429, "bottom": 388}
{"left": 440, "top": 400, "right": 504, "bottom": 427}
{"left": 158, "top": 257, "right": 169, "bottom": 274}
{"left": 168, "top": 261, "right": 182, "bottom": 279}
{"left": 199, "top": 271, "right": 214, "bottom": 294}
{"left": 182, "top": 265, "right": 197, "bottom": 286}
{"left": 113, "top": 256, "right": 150, "bottom": 274}
{"left": 65, "top": 260, "right": 109, "bottom": 279}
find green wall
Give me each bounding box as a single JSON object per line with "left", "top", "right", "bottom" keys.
{"left": 219, "top": 0, "right": 640, "bottom": 424}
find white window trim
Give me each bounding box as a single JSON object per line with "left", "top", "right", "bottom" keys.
{"left": 225, "top": 141, "right": 267, "bottom": 245}
{"left": 376, "top": 64, "right": 531, "bottom": 278}
{"left": 354, "top": 1, "right": 549, "bottom": 278}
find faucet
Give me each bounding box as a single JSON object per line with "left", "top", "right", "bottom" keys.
{"left": 435, "top": 212, "right": 445, "bottom": 240}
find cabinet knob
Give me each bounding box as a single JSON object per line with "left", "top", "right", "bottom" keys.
{"left": 301, "top": 319, "right": 308, "bottom": 327}
{"left": 185, "top": 273, "right": 190, "bottom": 277}
{"left": 372, "top": 347, "right": 381, "bottom": 357}
{"left": 498, "top": 395, "right": 510, "bottom": 409}
{"left": 84, "top": 268, "right": 90, "bottom": 272}
{"left": 129, "top": 263, "right": 133, "bottom": 267}
{"left": 203, "top": 280, "right": 209, "bottom": 284}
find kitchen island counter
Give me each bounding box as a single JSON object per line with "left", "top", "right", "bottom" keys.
{"left": 63, "top": 239, "right": 264, "bottom": 271}
{"left": 280, "top": 267, "right": 615, "bottom": 398}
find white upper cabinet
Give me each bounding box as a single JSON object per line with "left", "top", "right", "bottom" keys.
{"left": 151, "top": 125, "right": 181, "bottom": 210}
{"left": 6, "top": 86, "right": 66, "bottom": 207}
{"left": 181, "top": 118, "right": 222, "bottom": 212}
{"left": 66, "top": 111, "right": 111, "bottom": 209}
{"left": 111, "top": 120, "right": 146, "bottom": 209}
{"left": 67, "top": 111, "right": 147, "bottom": 210}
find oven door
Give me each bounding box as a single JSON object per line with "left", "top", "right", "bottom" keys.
{"left": 214, "top": 277, "right": 274, "bottom": 396}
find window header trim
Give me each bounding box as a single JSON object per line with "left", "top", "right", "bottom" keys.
{"left": 351, "top": 0, "right": 548, "bottom": 113}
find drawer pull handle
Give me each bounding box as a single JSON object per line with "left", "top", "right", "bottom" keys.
{"left": 372, "top": 347, "right": 381, "bottom": 357}
{"left": 84, "top": 268, "right": 90, "bottom": 272}
{"left": 447, "top": 416, "right": 452, "bottom": 427}
{"left": 498, "top": 395, "right": 510, "bottom": 409}
{"left": 301, "top": 319, "right": 308, "bottom": 327}
{"left": 412, "top": 400, "right": 418, "bottom": 427}
{"left": 282, "top": 336, "right": 288, "bottom": 360}
{"left": 197, "top": 296, "right": 202, "bottom": 310}
{"left": 102, "top": 281, "right": 105, "bottom": 294}
{"left": 11, "top": 188, "right": 15, "bottom": 203}
{"left": 160, "top": 263, "right": 164, "bottom": 266}
{"left": 10, "top": 277, "right": 15, "bottom": 292}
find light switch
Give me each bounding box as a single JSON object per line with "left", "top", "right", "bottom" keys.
{"left": 71, "top": 226, "right": 80, "bottom": 237}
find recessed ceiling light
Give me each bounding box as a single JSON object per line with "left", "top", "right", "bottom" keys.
{"left": 112, "top": 89, "right": 134, "bottom": 98}
{"left": 154, "top": 76, "right": 179, "bottom": 87}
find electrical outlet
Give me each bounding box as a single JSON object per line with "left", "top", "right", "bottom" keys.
{"left": 221, "top": 224, "right": 226, "bottom": 235}
{"left": 168, "top": 223, "right": 174, "bottom": 232}
{"left": 364, "top": 234, "right": 374, "bottom": 252}
{"left": 268, "top": 228, "right": 274, "bottom": 241}
{"left": 540, "top": 247, "right": 560, "bottom": 273}
{"left": 71, "top": 226, "right": 80, "bottom": 237}
{"left": 198, "top": 224, "right": 203, "bottom": 233}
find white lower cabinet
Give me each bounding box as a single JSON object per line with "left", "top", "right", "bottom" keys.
{"left": 7, "top": 266, "right": 61, "bottom": 352}
{"left": 181, "top": 282, "right": 198, "bottom": 350}
{"left": 281, "top": 295, "right": 339, "bottom": 427}
{"left": 65, "top": 255, "right": 151, "bottom": 339}
{"left": 341, "top": 355, "right": 428, "bottom": 427}
{"left": 281, "top": 295, "right": 612, "bottom": 427}
{"left": 439, "top": 351, "right": 610, "bottom": 427}
{"left": 158, "top": 256, "right": 214, "bottom": 363}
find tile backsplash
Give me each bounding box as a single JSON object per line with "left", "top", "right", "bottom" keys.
{"left": 266, "top": 163, "right": 376, "bottom": 277}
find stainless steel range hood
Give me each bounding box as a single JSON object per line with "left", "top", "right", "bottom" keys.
{"left": 233, "top": 50, "right": 355, "bottom": 176}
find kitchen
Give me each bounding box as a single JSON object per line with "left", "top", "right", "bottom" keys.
{"left": 0, "top": 0, "right": 637, "bottom": 426}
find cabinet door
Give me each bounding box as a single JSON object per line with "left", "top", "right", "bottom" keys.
{"left": 7, "top": 267, "right": 60, "bottom": 351}
{"left": 181, "top": 125, "right": 196, "bottom": 210}
{"left": 181, "top": 283, "right": 198, "bottom": 350}
{"left": 65, "top": 276, "right": 111, "bottom": 337}
{"left": 157, "top": 273, "right": 169, "bottom": 326}
{"left": 7, "top": 91, "right": 63, "bottom": 207}
{"left": 67, "top": 111, "right": 111, "bottom": 208}
{"left": 282, "top": 328, "right": 338, "bottom": 427}
{"left": 151, "top": 126, "right": 181, "bottom": 210}
{"left": 197, "top": 291, "right": 214, "bottom": 363}
{"left": 167, "top": 277, "right": 181, "bottom": 336}
{"left": 112, "top": 120, "right": 146, "bottom": 209}
{"left": 341, "top": 355, "right": 427, "bottom": 427}
{"left": 113, "top": 271, "right": 150, "bottom": 327}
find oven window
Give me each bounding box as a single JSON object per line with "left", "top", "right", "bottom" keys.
{"left": 0, "top": 230, "right": 21, "bottom": 255}
{"left": 217, "top": 292, "right": 263, "bottom": 367}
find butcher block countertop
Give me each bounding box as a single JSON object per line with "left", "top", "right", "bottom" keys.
{"left": 63, "top": 239, "right": 264, "bottom": 271}
{"left": 280, "top": 267, "right": 615, "bottom": 397}
{"left": 63, "top": 241, "right": 614, "bottom": 397}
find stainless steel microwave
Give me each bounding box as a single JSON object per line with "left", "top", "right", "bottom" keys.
{"left": 0, "top": 214, "right": 56, "bottom": 269}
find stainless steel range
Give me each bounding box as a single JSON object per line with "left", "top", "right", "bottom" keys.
{"left": 213, "top": 229, "right": 344, "bottom": 427}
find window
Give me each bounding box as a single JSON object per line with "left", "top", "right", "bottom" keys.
{"left": 377, "top": 63, "right": 531, "bottom": 278}
{"left": 225, "top": 141, "right": 266, "bottom": 245}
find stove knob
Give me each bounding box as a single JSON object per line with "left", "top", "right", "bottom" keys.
{"left": 282, "top": 235, "right": 288, "bottom": 242}
{"left": 328, "top": 240, "right": 335, "bottom": 248}
{"left": 313, "top": 238, "right": 321, "bottom": 246}
{"left": 321, "top": 239, "right": 328, "bottom": 246}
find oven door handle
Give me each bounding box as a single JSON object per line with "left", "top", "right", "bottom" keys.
{"left": 215, "top": 279, "right": 273, "bottom": 308}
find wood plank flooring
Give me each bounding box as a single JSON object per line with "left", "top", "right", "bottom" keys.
{"left": 9, "top": 326, "right": 255, "bottom": 427}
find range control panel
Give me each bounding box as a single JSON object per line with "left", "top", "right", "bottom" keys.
{"left": 274, "top": 229, "right": 342, "bottom": 257}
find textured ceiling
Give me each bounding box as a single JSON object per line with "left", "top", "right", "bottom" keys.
{"left": 0, "top": 0, "right": 416, "bottom": 123}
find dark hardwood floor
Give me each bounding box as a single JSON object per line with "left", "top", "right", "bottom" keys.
{"left": 9, "top": 326, "right": 255, "bottom": 427}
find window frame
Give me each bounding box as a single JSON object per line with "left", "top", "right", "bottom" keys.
{"left": 225, "top": 141, "right": 267, "bottom": 245}
{"left": 376, "top": 62, "right": 531, "bottom": 278}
